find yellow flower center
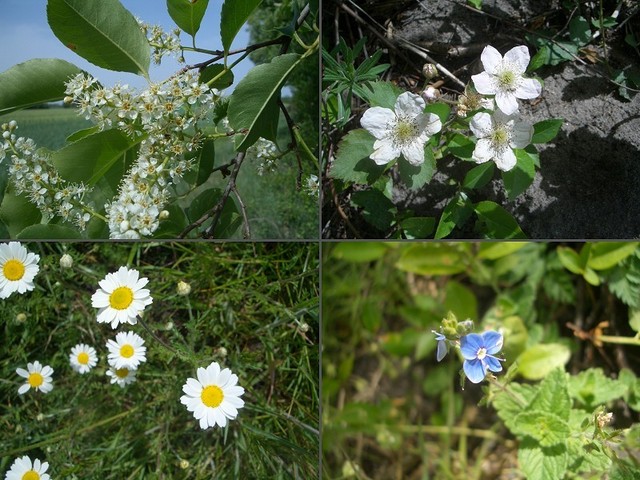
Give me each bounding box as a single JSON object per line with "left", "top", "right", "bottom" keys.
{"left": 490, "top": 126, "right": 510, "bottom": 146}
{"left": 28, "top": 372, "right": 44, "bottom": 388}
{"left": 120, "top": 344, "right": 134, "bottom": 358}
{"left": 393, "top": 118, "right": 417, "bottom": 145}
{"left": 109, "top": 286, "right": 134, "bottom": 310}
{"left": 4, "top": 259, "right": 25, "bottom": 281}
{"left": 497, "top": 70, "right": 517, "bottom": 90}
{"left": 201, "top": 385, "right": 224, "bottom": 408}
{"left": 22, "top": 470, "right": 40, "bottom": 480}
{"left": 77, "top": 352, "right": 90, "bottom": 365}
{"left": 477, "top": 347, "right": 487, "bottom": 360}
{"left": 116, "top": 368, "right": 129, "bottom": 378}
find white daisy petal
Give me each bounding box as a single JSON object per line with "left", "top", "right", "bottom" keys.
{"left": 93, "top": 266, "right": 152, "bottom": 328}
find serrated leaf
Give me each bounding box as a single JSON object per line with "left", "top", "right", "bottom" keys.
{"left": 502, "top": 149, "right": 536, "bottom": 200}
{"left": 220, "top": 0, "right": 262, "bottom": 53}
{"left": 401, "top": 217, "right": 435, "bottom": 239}
{"left": 228, "top": 53, "right": 301, "bottom": 151}
{"left": 588, "top": 242, "right": 639, "bottom": 270}
{"left": 329, "top": 129, "right": 386, "bottom": 184}
{"left": 474, "top": 201, "right": 527, "bottom": 239}
{"left": 199, "top": 64, "right": 234, "bottom": 89}
{"left": 0, "top": 59, "right": 83, "bottom": 115}
{"left": 361, "top": 81, "right": 401, "bottom": 109}
{"left": 528, "top": 46, "right": 549, "bottom": 72}
{"left": 435, "top": 192, "right": 473, "bottom": 239}
{"left": 518, "top": 437, "right": 568, "bottom": 480}
{"left": 350, "top": 189, "right": 396, "bottom": 231}
{"left": 398, "top": 148, "right": 435, "bottom": 190}
{"left": 530, "top": 368, "right": 570, "bottom": 421}
{"left": 17, "top": 224, "right": 82, "bottom": 239}
{"left": 567, "top": 368, "right": 629, "bottom": 409}
{"left": 47, "top": 0, "right": 150, "bottom": 77}
{"left": 630, "top": 309, "right": 640, "bottom": 333}
{"left": 532, "top": 119, "right": 563, "bottom": 144}
{"left": 567, "top": 437, "right": 612, "bottom": 474}
{"left": 166, "top": 0, "right": 210, "bottom": 37}
{"left": 396, "top": 243, "right": 470, "bottom": 275}
{"left": 542, "top": 269, "right": 576, "bottom": 304}
{"left": 513, "top": 410, "right": 570, "bottom": 447}
{"left": 463, "top": 162, "right": 494, "bottom": 189}
{"left": 491, "top": 382, "right": 537, "bottom": 431}
{"left": 516, "top": 344, "right": 570, "bottom": 380}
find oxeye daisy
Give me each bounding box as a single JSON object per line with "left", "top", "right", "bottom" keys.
{"left": 106, "top": 366, "right": 138, "bottom": 388}
{"left": 106, "top": 331, "right": 147, "bottom": 369}
{"left": 0, "top": 242, "right": 40, "bottom": 299}
{"left": 4, "top": 455, "right": 50, "bottom": 480}
{"left": 180, "top": 361, "right": 245, "bottom": 430}
{"left": 16, "top": 361, "right": 53, "bottom": 395}
{"left": 92, "top": 266, "right": 153, "bottom": 328}
{"left": 69, "top": 343, "right": 98, "bottom": 374}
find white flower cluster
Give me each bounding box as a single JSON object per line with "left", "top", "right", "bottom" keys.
{"left": 303, "top": 174, "right": 319, "bottom": 197}
{"left": 1, "top": 122, "right": 92, "bottom": 229}
{"left": 252, "top": 138, "right": 279, "bottom": 176}
{"left": 64, "top": 71, "right": 219, "bottom": 238}
{"left": 137, "top": 20, "right": 183, "bottom": 65}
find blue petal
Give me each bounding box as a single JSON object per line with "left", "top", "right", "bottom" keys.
{"left": 485, "top": 355, "right": 503, "bottom": 373}
{"left": 463, "top": 358, "right": 486, "bottom": 383}
{"left": 460, "top": 333, "right": 483, "bottom": 360}
{"left": 436, "top": 339, "right": 448, "bottom": 362}
{"left": 482, "top": 330, "right": 503, "bottom": 354}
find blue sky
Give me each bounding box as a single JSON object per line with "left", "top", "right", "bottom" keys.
{"left": 0, "top": 0, "right": 254, "bottom": 90}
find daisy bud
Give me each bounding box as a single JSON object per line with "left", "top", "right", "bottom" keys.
{"left": 176, "top": 280, "right": 191, "bottom": 296}
{"left": 216, "top": 346, "right": 228, "bottom": 358}
{"left": 59, "top": 253, "right": 73, "bottom": 269}
{"left": 15, "top": 313, "right": 27, "bottom": 323}
{"left": 422, "top": 63, "right": 439, "bottom": 80}
{"left": 299, "top": 322, "right": 310, "bottom": 333}
{"left": 165, "top": 321, "right": 174, "bottom": 330}
{"left": 180, "top": 459, "right": 190, "bottom": 469}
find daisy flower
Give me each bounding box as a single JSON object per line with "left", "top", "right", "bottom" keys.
{"left": 69, "top": 343, "right": 98, "bottom": 374}
{"left": 0, "top": 242, "right": 40, "bottom": 299}
{"left": 16, "top": 361, "right": 53, "bottom": 394}
{"left": 106, "top": 331, "right": 147, "bottom": 369}
{"left": 469, "top": 109, "right": 533, "bottom": 172}
{"left": 360, "top": 91, "right": 442, "bottom": 166}
{"left": 92, "top": 266, "right": 153, "bottom": 328}
{"left": 4, "top": 455, "right": 50, "bottom": 480}
{"left": 106, "top": 366, "right": 138, "bottom": 388}
{"left": 471, "top": 45, "right": 542, "bottom": 115}
{"left": 180, "top": 361, "right": 245, "bottom": 429}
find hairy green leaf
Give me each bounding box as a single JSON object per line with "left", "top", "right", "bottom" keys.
{"left": 329, "top": 129, "right": 386, "bottom": 184}
{"left": 518, "top": 438, "right": 568, "bottom": 480}
{"left": 516, "top": 344, "right": 570, "bottom": 380}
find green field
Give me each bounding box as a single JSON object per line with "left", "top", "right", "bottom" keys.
{"left": 0, "top": 108, "right": 317, "bottom": 239}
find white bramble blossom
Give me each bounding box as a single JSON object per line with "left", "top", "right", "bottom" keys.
{"left": 360, "top": 92, "right": 442, "bottom": 166}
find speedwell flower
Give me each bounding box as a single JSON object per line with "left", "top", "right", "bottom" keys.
{"left": 180, "top": 361, "right": 245, "bottom": 430}
{"left": 471, "top": 45, "right": 542, "bottom": 115}
{"left": 16, "top": 361, "right": 53, "bottom": 394}
{"left": 106, "top": 331, "right": 147, "bottom": 370}
{"left": 360, "top": 91, "right": 442, "bottom": 166}
{"left": 92, "top": 266, "right": 153, "bottom": 328}
{"left": 469, "top": 109, "right": 533, "bottom": 171}
{"left": 4, "top": 455, "right": 50, "bottom": 480}
{"left": 432, "top": 331, "right": 448, "bottom": 362}
{"left": 69, "top": 343, "right": 98, "bottom": 374}
{"left": 106, "top": 366, "right": 138, "bottom": 388}
{"left": 460, "top": 331, "right": 504, "bottom": 383}
{"left": 0, "top": 242, "right": 40, "bottom": 299}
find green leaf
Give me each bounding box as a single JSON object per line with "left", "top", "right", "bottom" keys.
{"left": 528, "top": 46, "right": 549, "bottom": 72}
{"left": 398, "top": 148, "right": 435, "bottom": 190}
{"left": 532, "top": 119, "right": 563, "bottom": 144}
{"left": 630, "top": 309, "right": 640, "bottom": 334}
{"left": 331, "top": 242, "right": 390, "bottom": 262}
{"left": 501, "top": 150, "right": 536, "bottom": 200}
{"left": 557, "top": 246, "right": 584, "bottom": 274}
{"left": 518, "top": 438, "right": 568, "bottom": 480}
{"left": 567, "top": 368, "right": 629, "bottom": 409}
{"left": 477, "top": 242, "right": 529, "bottom": 259}
{"left": 220, "top": 0, "right": 262, "bottom": 53}
{"left": 474, "top": 201, "right": 526, "bottom": 239}
{"left": 567, "top": 437, "right": 612, "bottom": 474}
{"left": 186, "top": 187, "right": 240, "bottom": 238}
{"left": 361, "top": 81, "right": 401, "bottom": 109}
{"left": 401, "top": 217, "right": 435, "bottom": 239}
{"left": 396, "top": 243, "right": 470, "bottom": 275}
{"left": 463, "top": 162, "right": 494, "bottom": 189}
{"left": 66, "top": 125, "right": 100, "bottom": 143}
{"left": 350, "top": 190, "right": 397, "bottom": 231}
{"left": 516, "top": 344, "right": 570, "bottom": 380}
{"left": 513, "top": 410, "right": 570, "bottom": 447}
{"left": 424, "top": 102, "right": 451, "bottom": 124}
{"left": 329, "top": 129, "right": 386, "bottom": 184}
{"left": 435, "top": 192, "right": 473, "bottom": 239}
{"left": 447, "top": 133, "right": 475, "bottom": 161}
{"left": 51, "top": 129, "right": 139, "bottom": 188}
{"left": 0, "top": 192, "right": 42, "bottom": 237}
{"left": 17, "top": 224, "right": 82, "bottom": 239}
{"left": 0, "top": 59, "right": 83, "bottom": 115}
{"left": 569, "top": 16, "right": 591, "bottom": 46}
{"left": 47, "top": 0, "right": 150, "bottom": 77}
{"left": 183, "top": 139, "right": 215, "bottom": 187}
{"left": 166, "top": 0, "right": 210, "bottom": 37}
{"left": 228, "top": 53, "right": 301, "bottom": 151}
{"left": 199, "top": 64, "right": 234, "bottom": 90}
{"left": 153, "top": 204, "right": 188, "bottom": 238}
{"left": 530, "top": 368, "right": 570, "bottom": 421}
{"left": 588, "top": 242, "right": 639, "bottom": 270}
{"left": 444, "top": 280, "right": 477, "bottom": 321}
{"left": 491, "top": 382, "right": 537, "bottom": 431}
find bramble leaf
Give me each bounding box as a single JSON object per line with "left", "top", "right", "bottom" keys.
{"left": 474, "top": 201, "right": 527, "bottom": 239}
{"left": 329, "top": 129, "right": 386, "bottom": 184}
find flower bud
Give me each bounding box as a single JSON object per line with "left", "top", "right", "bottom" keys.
{"left": 59, "top": 253, "right": 73, "bottom": 269}
{"left": 299, "top": 322, "right": 310, "bottom": 333}
{"left": 176, "top": 280, "right": 191, "bottom": 296}
{"left": 159, "top": 210, "right": 170, "bottom": 220}
{"left": 165, "top": 321, "right": 174, "bottom": 330}
{"left": 421, "top": 86, "right": 441, "bottom": 103}
{"left": 15, "top": 313, "right": 27, "bottom": 323}
{"left": 216, "top": 346, "right": 228, "bottom": 358}
{"left": 179, "top": 459, "right": 190, "bottom": 469}
{"left": 63, "top": 96, "right": 74, "bottom": 104}
{"left": 8, "top": 120, "right": 17, "bottom": 130}
{"left": 2, "top": 131, "right": 10, "bottom": 139}
{"left": 422, "top": 63, "right": 439, "bottom": 80}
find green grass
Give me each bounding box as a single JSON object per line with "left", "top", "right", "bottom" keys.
{"left": 0, "top": 242, "right": 319, "bottom": 479}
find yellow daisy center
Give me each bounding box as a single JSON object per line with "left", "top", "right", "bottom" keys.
{"left": 28, "top": 372, "right": 44, "bottom": 388}
{"left": 201, "top": 385, "right": 224, "bottom": 408}
{"left": 77, "top": 352, "right": 90, "bottom": 365}
{"left": 120, "top": 344, "right": 134, "bottom": 358}
{"left": 109, "top": 286, "right": 134, "bottom": 310}
{"left": 3, "top": 259, "right": 25, "bottom": 281}
{"left": 116, "top": 368, "right": 129, "bottom": 378}
{"left": 22, "top": 470, "right": 40, "bottom": 480}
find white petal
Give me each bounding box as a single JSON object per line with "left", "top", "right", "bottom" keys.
{"left": 480, "top": 45, "right": 503, "bottom": 74}
{"left": 471, "top": 72, "right": 496, "bottom": 96}
{"left": 514, "top": 77, "right": 542, "bottom": 100}
{"left": 370, "top": 140, "right": 400, "bottom": 165}
{"left": 470, "top": 112, "right": 492, "bottom": 138}
{"left": 503, "top": 45, "right": 530, "bottom": 74}
{"left": 360, "top": 107, "right": 395, "bottom": 139}
{"left": 402, "top": 141, "right": 426, "bottom": 166}
{"left": 494, "top": 147, "right": 517, "bottom": 171}
{"left": 16, "top": 368, "right": 29, "bottom": 378}
{"left": 494, "top": 91, "right": 519, "bottom": 115}
{"left": 199, "top": 415, "right": 209, "bottom": 429}
{"left": 18, "top": 383, "right": 30, "bottom": 394}
{"left": 511, "top": 120, "right": 534, "bottom": 148}
{"left": 394, "top": 91, "right": 425, "bottom": 118}
{"left": 472, "top": 139, "right": 495, "bottom": 163}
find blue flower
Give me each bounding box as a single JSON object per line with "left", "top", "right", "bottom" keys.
{"left": 432, "top": 330, "right": 448, "bottom": 362}
{"left": 460, "top": 331, "right": 504, "bottom": 383}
